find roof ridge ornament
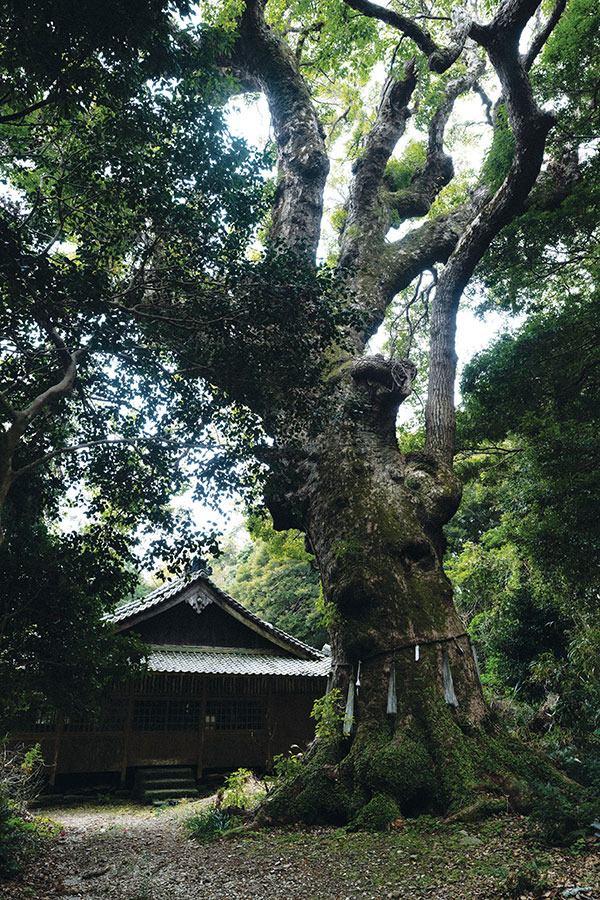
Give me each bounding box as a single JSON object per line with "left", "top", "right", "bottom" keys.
{"left": 186, "top": 593, "right": 214, "bottom": 613}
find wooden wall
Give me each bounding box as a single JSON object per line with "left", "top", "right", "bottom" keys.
{"left": 13, "top": 673, "right": 326, "bottom": 783}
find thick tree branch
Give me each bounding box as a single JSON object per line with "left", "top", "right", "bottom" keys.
{"left": 19, "top": 350, "right": 81, "bottom": 427}
{"left": 386, "top": 49, "right": 485, "bottom": 221}
{"left": 0, "top": 96, "right": 54, "bottom": 123}
{"left": 343, "top": 0, "right": 472, "bottom": 73}
{"left": 522, "top": 0, "right": 567, "bottom": 71}
{"left": 526, "top": 150, "right": 581, "bottom": 211}
{"left": 10, "top": 436, "right": 212, "bottom": 481}
{"left": 425, "top": 0, "right": 557, "bottom": 462}
{"left": 340, "top": 190, "right": 487, "bottom": 352}
{"left": 473, "top": 82, "right": 494, "bottom": 126}
{"left": 227, "top": 0, "right": 329, "bottom": 258}
{"left": 470, "top": 0, "right": 547, "bottom": 48}
{"left": 338, "top": 46, "right": 490, "bottom": 350}
{"left": 378, "top": 193, "right": 487, "bottom": 326}
{"left": 0, "top": 323, "right": 92, "bottom": 543}
{"left": 0, "top": 390, "right": 18, "bottom": 423}
{"left": 338, "top": 61, "right": 418, "bottom": 271}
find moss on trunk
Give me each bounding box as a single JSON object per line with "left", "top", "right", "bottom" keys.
{"left": 261, "top": 361, "right": 596, "bottom": 836}
{"left": 260, "top": 704, "right": 594, "bottom": 836}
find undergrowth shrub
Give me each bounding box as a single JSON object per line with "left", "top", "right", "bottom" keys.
{"left": 527, "top": 778, "right": 600, "bottom": 844}
{"left": 222, "top": 767, "right": 257, "bottom": 809}
{"left": 265, "top": 750, "right": 303, "bottom": 790}
{"left": 547, "top": 741, "right": 600, "bottom": 794}
{"left": 0, "top": 805, "right": 38, "bottom": 877}
{"left": 0, "top": 743, "right": 49, "bottom": 877}
{"left": 184, "top": 767, "right": 264, "bottom": 842}
{"left": 502, "top": 862, "right": 550, "bottom": 898}
{"left": 184, "top": 807, "right": 236, "bottom": 842}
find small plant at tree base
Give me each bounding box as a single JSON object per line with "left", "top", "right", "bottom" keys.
{"left": 502, "top": 862, "right": 550, "bottom": 898}
{"left": 264, "top": 750, "right": 304, "bottom": 793}
{"left": 183, "top": 807, "right": 236, "bottom": 843}
{"left": 1, "top": 743, "right": 44, "bottom": 815}
{"left": 185, "top": 768, "right": 266, "bottom": 840}
{"left": 222, "top": 767, "right": 259, "bottom": 809}
{"left": 273, "top": 751, "right": 303, "bottom": 780}
{"left": 0, "top": 807, "right": 44, "bottom": 877}
{"left": 527, "top": 778, "right": 600, "bottom": 845}
{"left": 311, "top": 689, "right": 345, "bottom": 743}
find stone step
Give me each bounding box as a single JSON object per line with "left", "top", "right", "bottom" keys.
{"left": 137, "top": 767, "right": 196, "bottom": 780}
{"left": 133, "top": 766, "right": 199, "bottom": 803}
{"left": 141, "top": 787, "right": 199, "bottom": 803}
{"left": 139, "top": 775, "right": 195, "bottom": 788}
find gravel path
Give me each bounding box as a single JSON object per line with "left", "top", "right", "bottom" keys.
{"left": 1, "top": 801, "right": 600, "bottom": 900}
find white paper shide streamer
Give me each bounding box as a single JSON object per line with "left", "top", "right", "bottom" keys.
{"left": 472, "top": 645, "right": 483, "bottom": 685}
{"left": 343, "top": 671, "right": 355, "bottom": 736}
{"left": 442, "top": 647, "right": 459, "bottom": 707}
{"left": 386, "top": 662, "right": 397, "bottom": 714}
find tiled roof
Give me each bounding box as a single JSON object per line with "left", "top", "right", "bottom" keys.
{"left": 147, "top": 645, "right": 331, "bottom": 678}
{"left": 109, "top": 570, "right": 325, "bottom": 662}
{"left": 110, "top": 577, "right": 196, "bottom": 623}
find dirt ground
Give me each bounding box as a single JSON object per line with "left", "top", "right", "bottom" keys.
{"left": 1, "top": 800, "right": 599, "bottom": 900}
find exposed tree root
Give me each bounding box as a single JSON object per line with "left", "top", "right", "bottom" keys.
{"left": 257, "top": 712, "right": 599, "bottom": 841}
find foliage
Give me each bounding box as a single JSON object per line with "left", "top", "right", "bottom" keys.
{"left": 0, "top": 742, "right": 54, "bottom": 877}
{"left": 311, "top": 689, "right": 345, "bottom": 742}
{"left": 183, "top": 806, "right": 237, "bottom": 842}
{"left": 534, "top": 0, "right": 600, "bottom": 152}
{"left": 473, "top": 0, "right": 600, "bottom": 314}
{"left": 526, "top": 777, "right": 599, "bottom": 845}
{"left": 383, "top": 142, "right": 428, "bottom": 193}
{"left": 545, "top": 739, "right": 600, "bottom": 797}
{"left": 501, "top": 862, "right": 550, "bottom": 898}
{"left": 448, "top": 288, "right": 600, "bottom": 733}
{"left": 0, "top": 479, "right": 147, "bottom": 726}
{"left": 0, "top": 0, "right": 194, "bottom": 120}
{"left": 480, "top": 104, "right": 515, "bottom": 193}
{"left": 222, "top": 767, "right": 259, "bottom": 809}
{"left": 270, "top": 750, "right": 304, "bottom": 782}
{"left": 0, "top": 744, "right": 44, "bottom": 816}
{"left": 211, "top": 516, "right": 326, "bottom": 647}
{"left": 185, "top": 768, "right": 263, "bottom": 841}
{"left": 0, "top": 803, "right": 38, "bottom": 877}
{"left": 0, "top": 1, "right": 269, "bottom": 564}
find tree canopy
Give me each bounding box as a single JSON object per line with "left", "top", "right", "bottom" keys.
{"left": 0, "top": 0, "right": 268, "bottom": 722}
{"left": 0, "top": 0, "right": 269, "bottom": 558}
{"left": 447, "top": 257, "right": 600, "bottom": 737}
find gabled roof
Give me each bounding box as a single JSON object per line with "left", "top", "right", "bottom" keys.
{"left": 109, "top": 570, "right": 326, "bottom": 663}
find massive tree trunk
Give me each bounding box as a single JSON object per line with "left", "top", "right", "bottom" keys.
{"left": 261, "top": 358, "right": 502, "bottom": 824}
{"left": 259, "top": 352, "right": 571, "bottom": 825}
